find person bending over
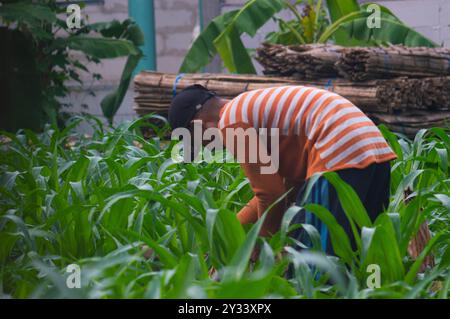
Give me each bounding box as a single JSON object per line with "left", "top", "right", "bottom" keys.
{"left": 168, "top": 84, "right": 397, "bottom": 254}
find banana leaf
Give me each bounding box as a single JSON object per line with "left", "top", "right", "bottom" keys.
{"left": 101, "top": 53, "right": 142, "bottom": 123}
{"left": 360, "top": 2, "right": 401, "bottom": 22}
{"left": 340, "top": 17, "right": 438, "bottom": 47}
{"left": 325, "top": 0, "right": 363, "bottom": 45}
{"left": 214, "top": 24, "right": 257, "bottom": 74}
{"left": 213, "top": 0, "right": 284, "bottom": 74}
{"left": 96, "top": 20, "right": 145, "bottom": 123}
{"left": 319, "top": 9, "right": 437, "bottom": 47}
{"left": 179, "top": 10, "right": 239, "bottom": 73}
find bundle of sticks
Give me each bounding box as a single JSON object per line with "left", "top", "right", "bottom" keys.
{"left": 368, "top": 111, "right": 450, "bottom": 137}
{"left": 337, "top": 46, "right": 450, "bottom": 81}
{"left": 256, "top": 43, "right": 450, "bottom": 81}
{"left": 133, "top": 72, "right": 300, "bottom": 114}
{"left": 255, "top": 42, "right": 342, "bottom": 79}
{"left": 134, "top": 72, "right": 450, "bottom": 116}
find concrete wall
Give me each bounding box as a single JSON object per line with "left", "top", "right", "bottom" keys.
{"left": 66, "top": 0, "right": 450, "bottom": 132}
{"left": 155, "top": 0, "right": 199, "bottom": 73}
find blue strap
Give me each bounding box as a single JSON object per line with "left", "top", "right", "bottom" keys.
{"left": 324, "top": 79, "right": 333, "bottom": 91}
{"left": 172, "top": 73, "right": 185, "bottom": 97}
{"left": 447, "top": 58, "right": 450, "bottom": 74}
{"left": 319, "top": 180, "right": 329, "bottom": 253}
{"left": 303, "top": 178, "right": 329, "bottom": 253}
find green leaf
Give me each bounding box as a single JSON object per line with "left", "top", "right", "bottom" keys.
{"left": 67, "top": 36, "right": 139, "bottom": 59}
{"left": 213, "top": 0, "right": 284, "bottom": 73}
{"left": 279, "top": 205, "right": 302, "bottom": 246}
{"left": 320, "top": 3, "right": 437, "bottom": 47}
{"left": 0, "top": 171, "right": 21, "bottom": 191}
{"left": 214, "top": 25, "right": 256, "bottom": 74}
{"left": 222, "top": 189, "right": 289, "bottom": 282}
{"left": 323, "top": 172, "right": 371, "bottom": 228}
{"left": 326, "top": 0, "right": 360, "bottom": 22}
{"left": 101, "top": 52, "right": 142, "bottom": 123}
{"left": 286, "top": 248, "right": 348, "bottom": 295}
{"left": 362, "top": 214, "right": 405, "bottom": 284}
{"left": 88, "top": 19, "right": 145, "bottom": 47}
{"left": 379, "top": 124, "right": 403, "bottom": 161}
{"left": 325, "top": 0, "right": 363, "bottom": 45}
{"left": 341, "top": 17, "right": 438, "bottom": 47}
{"left": 361, "top": 226, "right": 375, "bottom": 263}
{"left": 179, "top": 10, "right": 238, "bottom": 73}
{"left": 0, "top": 3, "right": 56, "bottom": 24}
{"left": 303, "top": 203, "right": 354, "bottom": 265}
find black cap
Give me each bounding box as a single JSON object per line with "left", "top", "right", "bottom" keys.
{"left": 168, "top": 84, "right": 216, "bottom": 130}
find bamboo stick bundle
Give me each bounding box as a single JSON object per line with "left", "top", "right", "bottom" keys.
{"left": 367, "top": 111, "right": 450, "bottom": 137}
{"left": 133, "top": 72, "right": 450, "bottom": 115}
{"left": 420, "top": 77, "right": 450, "bottom": 110}
{"left": 336, "top": 46, "right": 450, "bottom": 81}
{"left": 255, "top": 42, "right": 342, "bottom": 79}
{"left": 134, "top": 71, "right": 387, "bottom": 113}
{"left": 134, "top": 72, "right": 450, "bottom": 136}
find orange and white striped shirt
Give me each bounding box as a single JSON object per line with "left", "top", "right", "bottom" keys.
{"left": 218, "top": 85, "right": 397, "bottom": 235}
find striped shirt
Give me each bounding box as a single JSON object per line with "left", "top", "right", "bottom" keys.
{"left": 218, "top": 85, "right": 397, "bottom": 235}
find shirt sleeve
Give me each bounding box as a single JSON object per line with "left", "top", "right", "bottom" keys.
{"left": 221, "top": 123, "right": 287, "bottom": 236}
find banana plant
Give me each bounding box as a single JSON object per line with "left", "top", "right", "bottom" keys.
{"left": 180, "top": 0, "right": 437, "bottom": 75}
{"left": 180, "top": 0, "right": 285, "bottom": 74}
{"left": 266, "top": 0, "right": 330, "bottom": 45}
{"left": 318, "top": 2, "right": 438, "bottom": 47}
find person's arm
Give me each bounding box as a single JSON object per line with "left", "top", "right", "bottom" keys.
{"left": 221, "top": 123, "right": 287, "bottom": 236}
{"left": 237, "top": 196, "right": 258, "bottom": 224}
{"left": 240, "top": 159, "right": 287, "bottom": 236}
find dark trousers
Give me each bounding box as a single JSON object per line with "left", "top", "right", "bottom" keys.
{"left": 290, "top": 161, "right": 392, "bottom": 255}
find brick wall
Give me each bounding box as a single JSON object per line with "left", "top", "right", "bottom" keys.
{"left": 155, "top": 0, "right": 199, "bottom": 72}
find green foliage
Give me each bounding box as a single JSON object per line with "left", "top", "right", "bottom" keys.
{"left": 180, "top": 0, "right": 285, "bottom": 74}
{"left": 0, "top": 115, "right": 449, "bottom": 298}
{"left": 318, "top": 6, "right": 437, "bottom": 47}
{"left": 0, "top": 1, "right": 143, "bottom": 132}
{"left": 266, "top": 0, "right": 330, "bottom": 45}
{"left": 181, "top": 0, "right": 437, "bottom": 74}
{"left": 212, "top": 0, "right": 285, "bottom": 74}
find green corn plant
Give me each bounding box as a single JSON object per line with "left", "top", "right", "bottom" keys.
{"left": 0, "top": 115, "right": 448, "bottom": 298}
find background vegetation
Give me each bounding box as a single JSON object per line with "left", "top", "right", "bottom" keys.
{"left": 0, "top": 0, "right": 143, "bottom": 132}
{"left": 180, "top": 0, "right": 437, "bottom": 74}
